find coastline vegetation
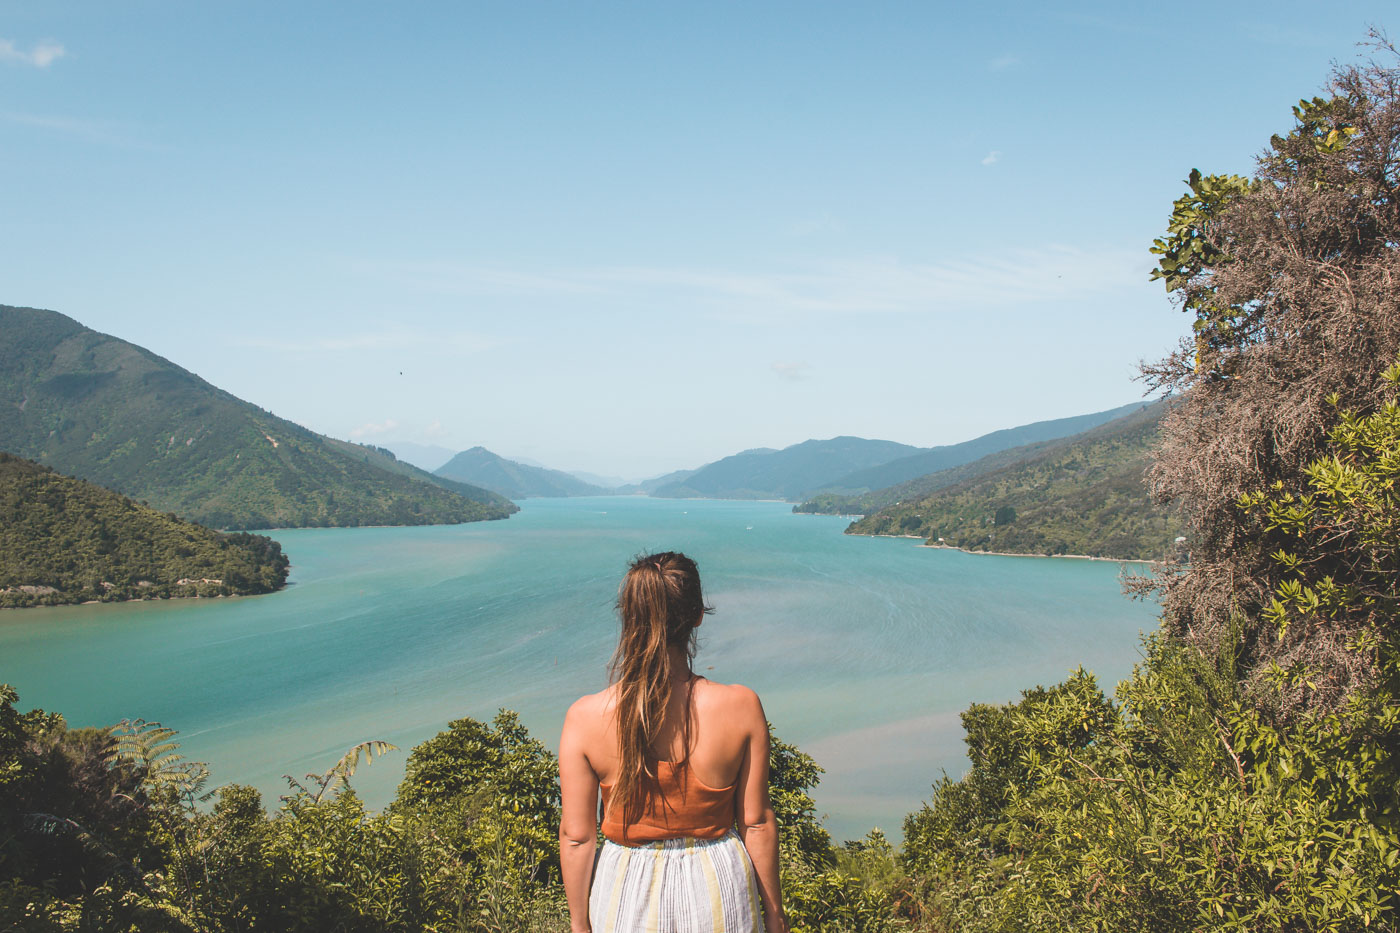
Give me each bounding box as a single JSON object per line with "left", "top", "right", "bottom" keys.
{"left": 0, "top": 452, "right": 289, "bottom": 608}
{"left": 5, "top": 35, "right": 1400, "bottom": 933}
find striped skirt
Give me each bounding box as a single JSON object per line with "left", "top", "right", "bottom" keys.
{"left": 589, "top": 831, "right": 765, "bottom": 933}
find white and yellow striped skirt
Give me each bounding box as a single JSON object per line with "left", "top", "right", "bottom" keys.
{"left": 589, "top": 830, "right": 765, "bottom": 933}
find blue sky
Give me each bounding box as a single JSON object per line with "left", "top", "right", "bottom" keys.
{"left": 2, "top": 2, "right": 1393, "bottom": 478}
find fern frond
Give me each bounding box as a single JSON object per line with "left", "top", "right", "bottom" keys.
{"left": 312, "top": 739, "right": 399, "bottom": 803}
{"left": 107, "top": 718, "right": 210, "bottom": 803}
{"left": 281, "top": 773, "right": 312, "bottom": 801}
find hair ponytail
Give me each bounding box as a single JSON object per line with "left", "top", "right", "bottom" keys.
{"left": 609, "top": 551, "right": 711, "bottom": 827}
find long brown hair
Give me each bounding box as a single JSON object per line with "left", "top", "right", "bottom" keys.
{"left": 608, "top": 551, "right": 712, "bottom": 824}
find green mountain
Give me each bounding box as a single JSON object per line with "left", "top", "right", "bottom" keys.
{"left": 814, "top": 401, "right": 1149, "bottom": 496}
{"left": 435, "top": 447, "right": 609, "bottom": 498}
{"left": 651, "top": 437, "right": 922, "bottom": 500}
{"left": 0, "top": 452, "right": 289, "bottom": 608}
{"left": 840, "top": 401, "right": 1176, "bottom": 560}
{"left": 796, "top": 402, "right": 1162, "bottom": 517}
{"left": 0, "top": 305, "right": 516, "bottom": 529}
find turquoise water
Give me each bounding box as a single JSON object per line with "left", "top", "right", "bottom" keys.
{"left": 0, "top": 496, "right": 1159, "bottom": 841}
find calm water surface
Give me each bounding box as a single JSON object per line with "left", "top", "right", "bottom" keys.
{"left": 0, "top": 496, "right": 1159, "bottom": 840}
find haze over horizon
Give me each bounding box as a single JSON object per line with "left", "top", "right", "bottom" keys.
{"left": 3, "top": 1, "right": 1392, "bottom": 476}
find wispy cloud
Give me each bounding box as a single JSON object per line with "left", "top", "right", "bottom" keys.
{"left": 234, "top": 329, "right": 505, "bottom": 354}
{"left": 349, "top": 418, "right": 400, "bottom": 439}
{"left": 981, "top": 150, "right": 1002, "bottom": 166}
{"left": 0, "top": 111, "right": 154, "bottom": 149}
{"left": 0, "top": 38, "right": 65, "bottom": 68}
{"left": 372, "top": 244, "right": 1143, "bottom": 316}
{"left": 772, "top": 361, "right": 811, "bottom": 382}
{"left": 988, "top": 54, "right": 1018, "bottom": 70}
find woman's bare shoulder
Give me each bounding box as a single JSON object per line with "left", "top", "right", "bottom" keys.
{"left": 695, "top": 678, "right": 765, "bottom": 720}
{"left": 563, "top": 685, "right": 617, "bottom": 729}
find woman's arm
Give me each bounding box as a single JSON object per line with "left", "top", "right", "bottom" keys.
{"left": 733, "top": 689, "right": 788, "bottom": 933}
{"left": 558, "top": 699, "right": 599, "bottom": 933}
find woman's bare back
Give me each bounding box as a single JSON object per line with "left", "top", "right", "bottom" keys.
{"left": 567, "top": 676, "right": 764, "bottom": 793}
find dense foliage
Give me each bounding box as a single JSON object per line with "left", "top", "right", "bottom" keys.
{"left": 0, "top": 686, "right": 901, "bottom": 933}
{"left": 0, "top": 306, "right": 516, "bottom": 530}
{"left": 0, "top": 686, "right": 176, "bottom": 931}
{"left": 843, "top": 402, "right": 1176, "bottom": 560}
{"left": 0, "top": 452, "right": 288, "bottom": 608}
{"left": 900, "top": 645, "right": 1398, "bottom": 930}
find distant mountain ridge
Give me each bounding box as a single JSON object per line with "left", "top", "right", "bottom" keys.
{"left": 614, "top": 468, "right": 700, "bottom": 496}
{"left": 651, "top": 437, "right": 923, "bottom": 500}
{"left": 567, "top": 469, "right": 631, "bottom": 488}
{"left": 646, "top": 403, "right": 1151, "bottom": 503}
{"left": 815, "top": 401, "right": 1150, "bottom": 495}
{"left": 436, "top": 447, "right": 609, "bottom": 498}
{"left": 798, "top": 402, "right": 1161, "bottom": 517}
{"left": 0, "top": 305, "right": 516, "bottom": 529}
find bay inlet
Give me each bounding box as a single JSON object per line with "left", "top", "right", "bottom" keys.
{"left": 0, "top": 496, "right": 1158, "bottom": 841}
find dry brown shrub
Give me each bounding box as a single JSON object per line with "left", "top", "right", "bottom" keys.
{"left": 1141, "top": 35, "right": 1400, "bottom": 718}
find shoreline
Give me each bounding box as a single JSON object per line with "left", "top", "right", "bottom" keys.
{"left": 917, "top": 542, "right": 1153, "bottom": 564}
{"left": 0, "top": 588, "right": 281, "bottom": 612}
{"left": 846, "top": 532, "right": 1154, "bottom": 564}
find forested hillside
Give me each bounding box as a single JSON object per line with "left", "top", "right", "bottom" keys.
{"left": 845, "top": 402, "right": 1172, "bottom": 559}
{"left": 0, "top": 452, "right": 289, "bottom": 608}
{"left": 0, "top": 306, "right": 516, "bottom": 529}
{"left": 798, "top": 401, "right": 1163, "bottom": 517}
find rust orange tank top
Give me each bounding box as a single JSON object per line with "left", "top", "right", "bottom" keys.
{"left": 599, "top": 761, "right": 736, "bottom": 844}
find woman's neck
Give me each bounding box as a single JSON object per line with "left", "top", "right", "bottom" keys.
{"left": 667, "top": 646, "right": 693, "bottom": 685}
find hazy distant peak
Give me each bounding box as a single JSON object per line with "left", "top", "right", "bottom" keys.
{"left": 435, "top": 446, "right": 609, "bottom": 499}
{"left": 651, "top": 436, "right": 923, "bottom": 501}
